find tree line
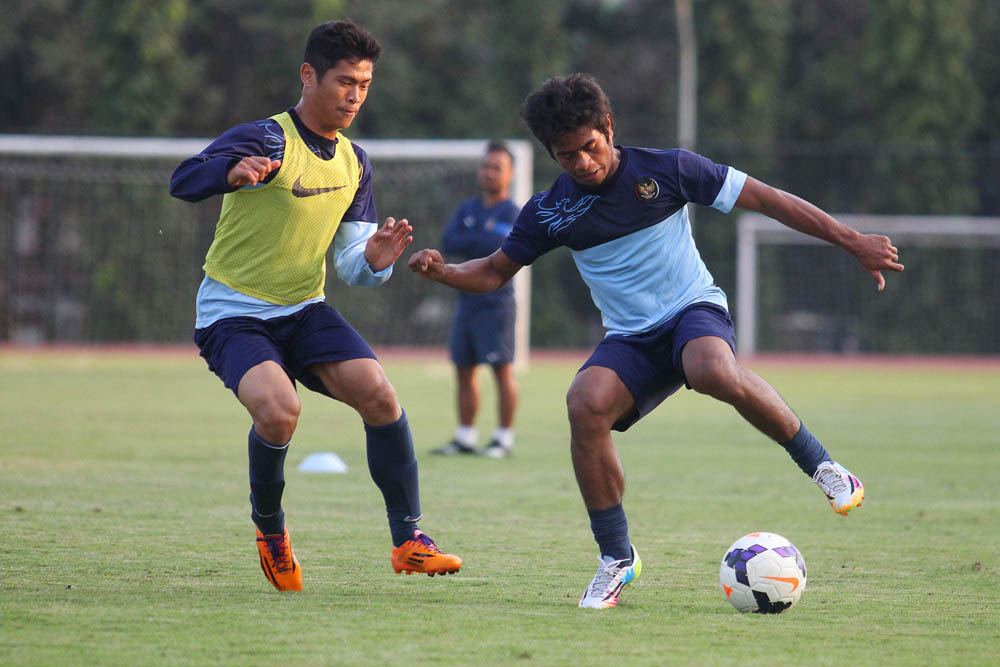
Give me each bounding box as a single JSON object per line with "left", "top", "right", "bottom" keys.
{"left": 4, "top": 0, "right": 998, "bottom": 215}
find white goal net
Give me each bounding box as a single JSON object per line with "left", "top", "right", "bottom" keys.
{"left": 735, "top": 213, "right": 1000, "bottom": 355}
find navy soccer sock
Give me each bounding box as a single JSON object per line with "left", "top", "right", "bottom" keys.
{"left": 780, "top": 422, "right": 832, "bottom": 477}
{"left": 588, "top": 504, "right": 632, "bottom": 563}
{"left": 248, "top": 426, "right": 289, "bottom": 535}
{"left": 365, "top": 411, "right": 422, "bottom": 547}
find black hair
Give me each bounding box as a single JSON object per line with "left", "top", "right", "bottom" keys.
{"left": 485, "top": 141, "right": 514, "bottom": 164}
{"left": 519, "top": 73, "right": 614, "bottom": 156}
{"left": 304, "top": 19, "right": 381, "bottom": 80}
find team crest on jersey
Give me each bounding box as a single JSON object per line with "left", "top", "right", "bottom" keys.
{"left": 635, "top": 177, "right": 660, "bottom": 201}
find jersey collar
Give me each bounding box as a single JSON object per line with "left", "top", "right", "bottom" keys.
{"left": 577, "top": 145, "right": 629, "bottom": 195}
{"left": 287, "top": 107, "right": 339, "bottom": 158}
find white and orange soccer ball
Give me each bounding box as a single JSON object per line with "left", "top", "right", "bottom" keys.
{"left": 719, "top": 532, "right": 806, "bottom": 613}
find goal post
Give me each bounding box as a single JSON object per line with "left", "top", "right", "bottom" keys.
{"left": 0, "top": 134, "right": 533, "bottom": 367}
{"left": 735, "top": 213, "right": 1000, "bottom": 356}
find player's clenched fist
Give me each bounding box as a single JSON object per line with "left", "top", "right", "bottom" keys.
{"left": 408, "top": 249, "right": 446, "bottom": 281}
{"left": 227, "top": 156, "right": 282, "bottom": 188}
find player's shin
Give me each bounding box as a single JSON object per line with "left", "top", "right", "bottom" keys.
{"left": 778, "top": 421, "right": 831, "bottom": 477}
{"left": 588, "top": 503, "right": 633, "bottom": 563}
{"left": 365, "top": 410, "right": 422, "bottom": 546}
{"left": 248, "top": 426, "right": 289, "bottom": 535}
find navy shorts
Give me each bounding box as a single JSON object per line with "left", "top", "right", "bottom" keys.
{"left": 449, "top": 300, "right": 516, "bottom": 367}
{"left": 193, "top": 302, "right": 377, "bottom": 398}
{"left": 579, "top": 302, "right": 736, "bottom": 432}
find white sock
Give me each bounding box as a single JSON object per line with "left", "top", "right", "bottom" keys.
{"left": 492, "top": 427, "right": 514, "bottom": 449}
{"left": 455, "top": 425, "right": 478, "bottom": 447}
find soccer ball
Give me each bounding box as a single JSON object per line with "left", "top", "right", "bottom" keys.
{"left": 719, "top": 532, "right": 806, "bottom": 614}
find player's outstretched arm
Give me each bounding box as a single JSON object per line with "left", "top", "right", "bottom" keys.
{"left": 408, "top": 248, "right": 522, "bottom": 293}
{"left": 735, "top": 176, "right": 904, "bottom": 291}
{"left": 364, "top": 217, "right": 414, "bottom": 272}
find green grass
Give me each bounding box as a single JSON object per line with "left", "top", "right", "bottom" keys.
{"left": 1, "top": 349, "right": 998, "bottom": 666}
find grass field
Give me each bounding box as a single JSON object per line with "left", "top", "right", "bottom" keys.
{"left": 1, "top": 348, "right": 998, "bottom": 666}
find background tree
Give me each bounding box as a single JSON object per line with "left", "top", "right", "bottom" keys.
{"left": 863, "top": 0, "right": 981, "bottom": 215}
{"left": 341, "top": 0, "right": 568, "bottom": 140}
{"left": 0, "top": 0, "right": 192, "bottom": 134}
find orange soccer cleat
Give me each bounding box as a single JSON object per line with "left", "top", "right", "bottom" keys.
{"left": 256, "top": 526, "right": 302, "bottom": 591}
{"left": 390, "top": 530, "right": 463, "bottom": 576}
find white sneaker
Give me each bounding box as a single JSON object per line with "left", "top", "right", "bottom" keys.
{"left": 479, "top": 439, "right": 512, "bottom": 459}
{"left": 812, "top": 461, "right": 865, "bottom": 516}
{"left": 578, "top": 545, "right": 642, "bottom": 609}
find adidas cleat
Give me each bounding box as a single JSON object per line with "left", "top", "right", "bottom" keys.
{"left": 812, "top": 461, "right": 865, "bottom": 516}
{"left": 430, "top": 440, "right": 477, "bottom": 456}
{"left": 391, "top": 530, "right": 462, "bottom": 576}
{"left": 256, "top": 526, "right": 302, "bottom": 591}
{"left": 578, "top": 545, "right": 642, "bottom": 609}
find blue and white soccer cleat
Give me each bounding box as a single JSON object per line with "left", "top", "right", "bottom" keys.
{"left": 578, "top": 545, "right": 642, "bottom": 609}
{"left": 812, "top": 461, "right": 864, "bottom": 516}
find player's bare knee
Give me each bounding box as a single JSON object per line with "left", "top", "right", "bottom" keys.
{"left": 355, "top": 378, "right": 400, "bottom": 424}
{"left": 566, "top": 390, "right": 614, "bottom": 435}
{"left": 253, "top": 397, "right": 300, "bottom": 443}
{"left": 687, "top": 359, "right": 742, "bottom": 402}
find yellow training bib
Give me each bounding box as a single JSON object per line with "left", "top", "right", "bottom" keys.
{"left": 203, "top": 112, "right": 361, "bottom": 304}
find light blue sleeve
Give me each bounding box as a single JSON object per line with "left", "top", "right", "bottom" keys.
{"left": 332, "top": 220, "right": 393, "bottom": 287}
{"left": 711, "top": 167, "right": 748, "bottom": 213}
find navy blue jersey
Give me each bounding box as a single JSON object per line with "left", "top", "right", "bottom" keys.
{"left": 442, "top": 197, "right": 520, "bottom": 309}
{"left": 169, "top": 108, "right": 377, "bottom": 225}
{"left": 500, "top": 147, "right": 747, "bottom": 335}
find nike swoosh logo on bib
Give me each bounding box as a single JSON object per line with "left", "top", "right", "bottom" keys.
{"left": 291, "top": 175, "right": 348, "bottom": 198}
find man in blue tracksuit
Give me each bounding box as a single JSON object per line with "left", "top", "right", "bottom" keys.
{"left": 431, "top": 143, "right": 521, "bottom": 459}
